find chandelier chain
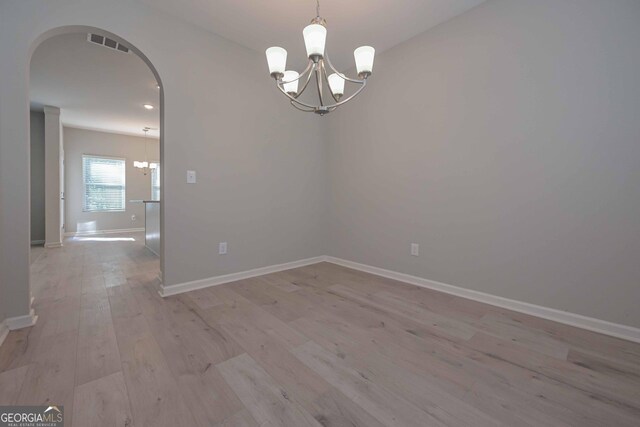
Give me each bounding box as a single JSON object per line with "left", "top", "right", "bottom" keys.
{"left": 316, "top": 0, "right": 320, "bottom": 17}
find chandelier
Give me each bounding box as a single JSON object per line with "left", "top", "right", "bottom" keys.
{"left": 265, "top": 0, "right": 375, "bottom": 115}
{"left": 133, "top": 127, "right": 158, "bottom": 176}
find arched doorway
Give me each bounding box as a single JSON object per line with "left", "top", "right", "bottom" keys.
{"left": 28, "top": 25, "right": 165, "bottom": 309}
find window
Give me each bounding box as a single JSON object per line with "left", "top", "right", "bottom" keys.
{"left": 82, "top": 155, "right": 126, "bottom": 212}
{"left": 151, "top": 163, "right": 160, "bottom": 200}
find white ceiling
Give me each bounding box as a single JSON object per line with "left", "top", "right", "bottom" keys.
{"left": 139, "top": 0, "right": 487, "bottom": 70}
{"left": 30, "top": 33, "right": 160, "bottom": 138}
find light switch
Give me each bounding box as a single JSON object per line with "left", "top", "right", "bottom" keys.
{"left": 187, "top": 170, "right": 196, "bottom": 184}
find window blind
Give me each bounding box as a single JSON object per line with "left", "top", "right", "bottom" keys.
{"left": 82, "top": 155, "right": 126, "bottom": 212}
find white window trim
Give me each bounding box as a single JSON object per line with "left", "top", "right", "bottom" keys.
{"left": 82, "top": 154, "right": 127, "bottom": 213}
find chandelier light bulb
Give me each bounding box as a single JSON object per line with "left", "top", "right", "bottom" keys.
{"left": 283, "top": 71, "right": 300, "bottom": 95}
{"left": 354, "top": 46, "right": 375, "bottom": 78}
{"left": 303, "top": 24, "right": 327, "bottom": 60}
{"left": 327, "top": 73, "right": 345, "bottom": 97}
{"left": 265, "top": 47, "right": 287, "bottom": 77}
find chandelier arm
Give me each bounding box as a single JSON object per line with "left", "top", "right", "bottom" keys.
{"left": 295, "top": 63, "right": 315, "bottom": 99}
{"left": 279, "top": 60, "right": 314, "bottom": 85}
{"left": 276, "top": 83, "right": 321, "bottom": 109}
{"left": 324, "top": 53, "right": 366, "bottom": 84}
{"left": 290, "top": 100, "right": 316, "bottom": 113}
{"left": 323, "top": 78, "right": 367, "bottom": 108}
{"left": 321, "top": 61, "right": 341, "bottom": 103}
{"left": 276, "top": 60, "right": 314, "bottom": 100}
{"left": 277, "top": 74, "right": 366, "bottom": 111}
{"left": 315, "top": 64, "right": 325, "bottom": 106}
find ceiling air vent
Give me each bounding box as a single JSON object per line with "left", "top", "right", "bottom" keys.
{"left": 87, "top": 33, "right": 130, "bottom": 54}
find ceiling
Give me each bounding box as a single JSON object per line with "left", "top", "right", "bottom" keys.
{"left": 30, "top": 33, "right": 160, "bottom": 138}
{"left": 139, "top": 0, "right": 487, "bottom": 70}
{"left": 29, "top": 2, "right": 485, "bottom": 137}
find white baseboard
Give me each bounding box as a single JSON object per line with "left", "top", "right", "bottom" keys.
{"left": 44, "top": 242, "right": 63, "bottom": 248}
{"left": 147, "top": 252, "right": 640, "bottom": 343}
{"left": 158, "top": 256, "right": 327, "bottom": 297}
{"left": 0, "top": 310, "right": 38, "bottom": 348}
{"left": 65, "top": 227, "right": 145, "bottom": 237}
{"left": 0, "top": 321, "right": 9, "bottom": 348}
{"left": 4, "top": 309, "right": 38, "bottom": 331}
{"left": 325, "top": 256, "right": 640, "bottom": 344}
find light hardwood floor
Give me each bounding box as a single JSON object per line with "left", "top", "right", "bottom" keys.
{"left": 1, "top": 233, "right": 639, "bottom": 426}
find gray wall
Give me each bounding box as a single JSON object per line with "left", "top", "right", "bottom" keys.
{"left": 30, "top": 110, "right": 45, "bottom": 243}
{"left": 327, "top": 0, "right": 640, "bottom": 328}
{"left": 63, "top": 127, "right": 159, "bottom": 233}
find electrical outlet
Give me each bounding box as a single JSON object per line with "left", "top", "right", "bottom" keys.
{"left": 411, "top": 243, "right": 419, "bottom": 256}
{"left": 218, "top": 242, "right": 227, "bottom": 255}
{"left": 187, "top": 170, "right": 197, "bottom": 184}
{"left": 131, "top": 214, "right": 137, "bottom": 222}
